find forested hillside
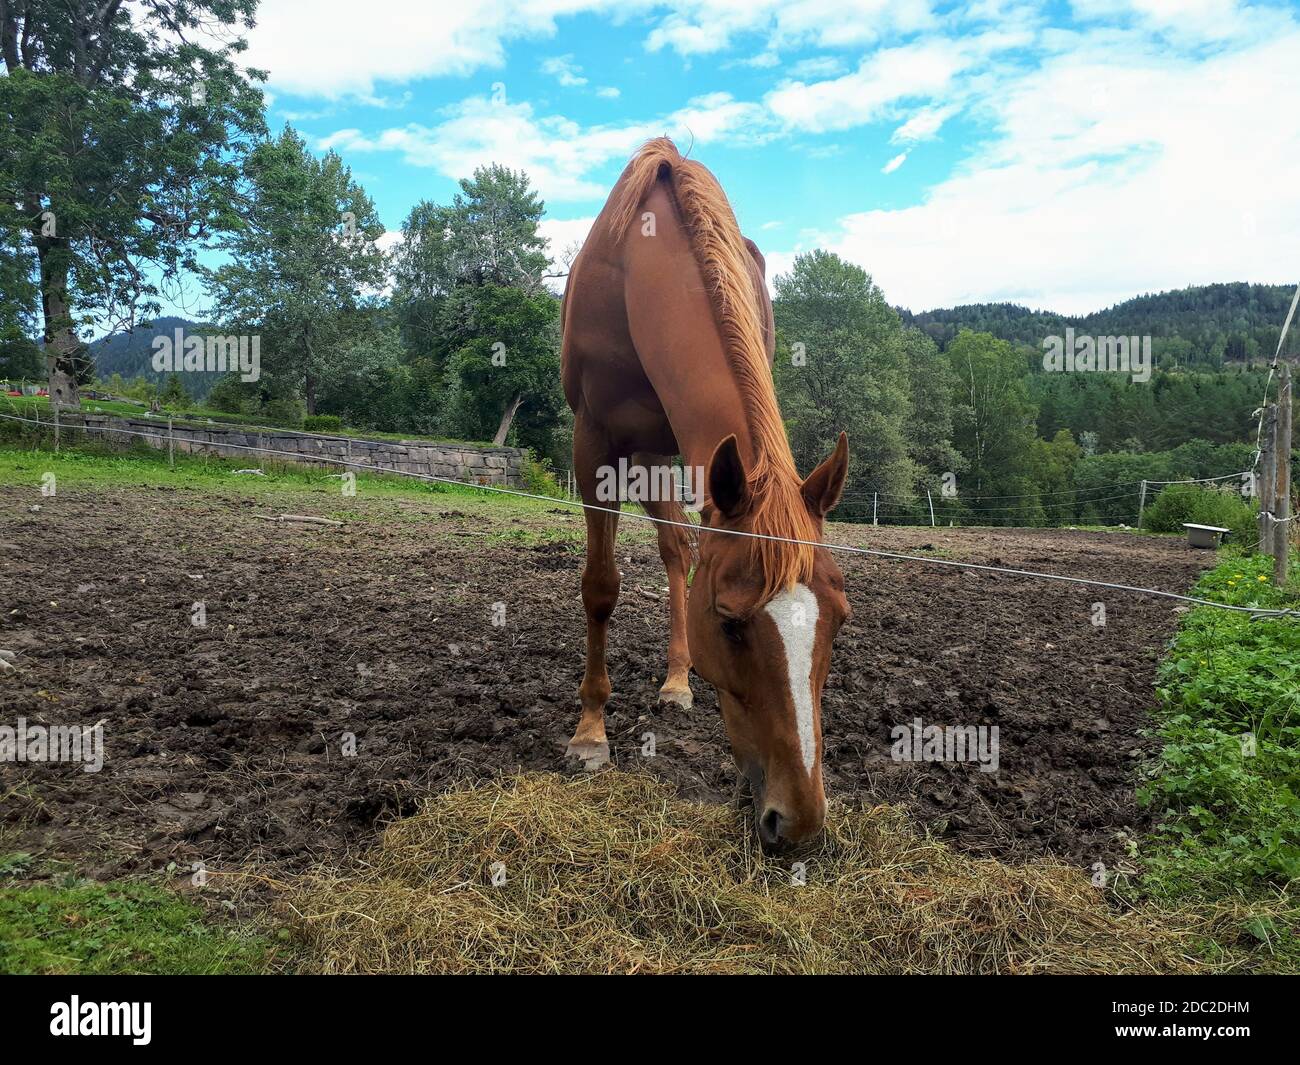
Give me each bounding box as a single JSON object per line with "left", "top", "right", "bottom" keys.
{"left": 87, "top": 316, "right": 216, "bottom": 399}
{"left": 776, "top": 258, "right": 1288, "bottom": 527}
{"left": 900, "top": 282, "right": 1298, "bottom": 368}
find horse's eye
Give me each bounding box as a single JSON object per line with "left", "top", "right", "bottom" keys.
{"left": 721, "top": 617, "right": 745, "bottom": 645}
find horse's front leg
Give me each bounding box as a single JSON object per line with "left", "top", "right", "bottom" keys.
{"left": 567, "top": 419, "right": 620, "bottom": 769}
{"left": 640, "top": 490, "right": 694, "bottom": 709}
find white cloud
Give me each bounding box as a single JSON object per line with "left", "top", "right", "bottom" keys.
{"left": 1069, "top": 0, "right": 1267, "bottom": 44}
{"left": 786, "top": 56, "right": 849, "bottom": 79}
{"left": 765, "top": 39, "right": 975, "bottom": 132}
{"left": 646, "top": 0, "right": 936, "bottom": 56}
{"left": 881, "top": 151, "right": 908, "bottom": 173}
{"left": 246, "top": 0, "right": 942, "bottom": 97}
{"left": 541, "top": 54, "right": 588, "bottom": 87}
{"left": 891, "top": 104, "right": 956, "bottom": 143}
{"left": 790, "top": 21, "right": 1300, "bottom": 312}
{"left": 318, "top": 91, "right": 767, "bottom": 203}
{"left": 596, "top": 86, "right": 622, "bottom": 98}
{"left": 245, "top": 0, "right": 625, "bottom": 98}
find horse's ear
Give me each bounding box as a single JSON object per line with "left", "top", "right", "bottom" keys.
{"left": 708, "top": 434, "right": 750, "bottom": 519}
{"left": 802, "top": 432, "right": 849, "bottom": 518}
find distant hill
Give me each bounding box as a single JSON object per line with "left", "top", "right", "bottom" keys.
{"left": 88, "top": 316, "right": 220, "bottom": 399}
{"left": 898, "top": 282, "right": 1298, "bottom": 366}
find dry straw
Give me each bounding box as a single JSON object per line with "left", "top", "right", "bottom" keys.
{"left": 281, "top": 771, "right": 1288, "bottom": 975}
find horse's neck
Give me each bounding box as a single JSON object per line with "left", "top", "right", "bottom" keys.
{"left": 672, "top": 404, "right": 757, "bottom": 484}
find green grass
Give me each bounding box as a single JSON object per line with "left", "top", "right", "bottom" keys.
{"left": 0, "top": 392, "right": 494, "bottom": 448}
{"left": 3, "top": 393, "right": 153, "bottom": 418}
{"left": 1139, "top": 549, "right": 1300, "bottom": 904}
{"left": 0, "top": 873, "right": 283, "bottom": 974}
{"left": 0, "top": 435, "right": 595, "bottom": 555}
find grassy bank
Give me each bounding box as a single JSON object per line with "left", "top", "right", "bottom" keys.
{"left": 0, "top": 862, "right": 284, "bottom": 975}
{"left": 0, "top": 434, "right": 571, "bottom": 522}
{"left": 0, "top": 393, "right": 492, "bottom": 449}
{"left": 1137, "top": 549, "right": 1299, "bottom": 966}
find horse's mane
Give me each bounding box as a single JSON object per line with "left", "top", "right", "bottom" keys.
{"left": 608, "top": 137, "right": 817, "bottom": 602}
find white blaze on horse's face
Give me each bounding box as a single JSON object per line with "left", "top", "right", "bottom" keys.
{"left": 763, "top": 583, "right": 820, "bottom": 775}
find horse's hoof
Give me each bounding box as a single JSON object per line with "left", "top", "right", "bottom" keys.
{"left": 657, "top": 685, "right": 693, "bottom": 710}
{"left": 565, "top": 738, "right": 610, "bottom": 771}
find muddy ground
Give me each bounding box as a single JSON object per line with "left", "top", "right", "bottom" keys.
{"left": 0, "top": 479, "right": 1210, "bottom": 881}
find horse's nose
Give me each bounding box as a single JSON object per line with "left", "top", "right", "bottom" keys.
{"left": 757, "top": 806, "right": 788, "bottom": 850}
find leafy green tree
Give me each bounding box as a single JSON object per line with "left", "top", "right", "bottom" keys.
{"left": 0, "top": 0, "right": 265, "bottom": 406}
{"left": 439, "top": 283, "right": 563, "bottom": 447}
{"left": 390, "top": 164, "right": 565, "bottom": 451}
{"left": 395, "top": 165, "right": 548, "bottom": 301}
{"left": 392, "top": 164, "right": 550, "bottom": 380}
{"left": 161, "top": 372, "right": 191, "bottom": 409}
{"left": 901, "top": 326, "right": 964, "bottom": 494}
{"left": 945, "top": 330, "right": 1039, "bottom": 507}
{"left": 773, "top": 251, "right": 915, "bottom": 513}
{"left": 204, "top": 126, "right": 387, "bottom": 414}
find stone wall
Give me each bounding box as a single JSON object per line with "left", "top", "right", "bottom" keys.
{"left": 59, "top": 413, "right": 525, "bottom": 486}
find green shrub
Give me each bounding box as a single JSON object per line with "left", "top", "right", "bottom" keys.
{"left": 1143, "top": 483, "right": 1258, "bottom": 547}
{"left": 520, "top": 452, "right": 564, "bottom": 498}
{"left": 1139, "top": 551, "right": 1300, "bottom": 898}
{"left": 303, "top": 414, "right": 343, "bottom": 433}
{"left": 262, "top": 396, "right": 305, "bottom": 428}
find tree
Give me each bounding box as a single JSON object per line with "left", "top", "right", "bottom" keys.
{"left": 0, "top": 0, "right": 265, "bottom": 406}
{"left": 945, "top": 330, "right": 1039, "bottom": 505}
{"left": 161, "top": 371, "right": 191, "bottom": 409}
{"left": 901, "top": 326, "right": 964, "bottom": 492}
{"left": 204, "top": 126, "right": 388, "bottom": 415}
{"left": 391, "top": 163, "right": 563, "bottom": 450}
{"left": 438, "top": 283, "right": 563, "bottom": 447}
{"left": 392, "top": 165, "right": 549, "bottom": 357}
{"left": 773, "top": 250, "right": 916, "bottom": 513}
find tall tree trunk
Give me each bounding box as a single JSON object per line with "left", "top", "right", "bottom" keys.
{"left": 303, "top": 328, "right": 317, "bottom": 415}
{"left": 36, "top": 236, "right": 83, "bottom": 409}
{"left": 492, "top": 393, "right": 523, "bottom": 446}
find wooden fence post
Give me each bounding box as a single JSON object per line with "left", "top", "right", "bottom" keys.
{"left": 872, "top": 492, "right": 878, "bottom": 526}
{"left": 926, "top": 488, "right": 935, "bottom": 527}
{"left": 1258, "top": 405, "right": 1276, "bottom": 557}
{"left": 1274, "top": 363, "right": 1292, "bottom": 584}
{"left": 168, "top": 415, "right": 175, "bottom": 468}
{"left": 1137, "top": 479, "right": 1147, "bottom": 529}
{"left": 53, "top": 405, "right": 59, "bottom": 453}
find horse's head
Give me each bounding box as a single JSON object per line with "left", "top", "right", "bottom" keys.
{"left": 688, "top": 432, "right": 850, "bottom": 851}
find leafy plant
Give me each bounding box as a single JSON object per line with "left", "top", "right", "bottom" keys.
{"left": 1139, "top": 551, "right": 1300, "bottom": 898}
{"left": 1142, "top": 482, "right": 1258, "bottom": 547}
{"left": 520, "top": 452, "right": 564, "bottom": 498}
{"left": 303, "top": 414, "right": 343, "bottom": 433}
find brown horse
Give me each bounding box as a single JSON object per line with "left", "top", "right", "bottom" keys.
{"left": 560, "top": 138, "right": 850, "bottom": 849}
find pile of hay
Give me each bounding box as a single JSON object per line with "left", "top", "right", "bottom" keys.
{"left": 280, "top": 772, "right": 1255, "bottom": 974}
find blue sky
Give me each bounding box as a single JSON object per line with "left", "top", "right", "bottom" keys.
{"left": 209, "top": 0, "right": 1300, "bottom": 316}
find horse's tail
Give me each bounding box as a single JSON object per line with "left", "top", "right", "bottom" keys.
{"left": 609, "top": 138, "right": 817, "bottom": 602}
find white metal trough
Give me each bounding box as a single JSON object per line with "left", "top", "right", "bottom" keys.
{"left": 1183, "top": 523, "right": 1230, "bottom": 548}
